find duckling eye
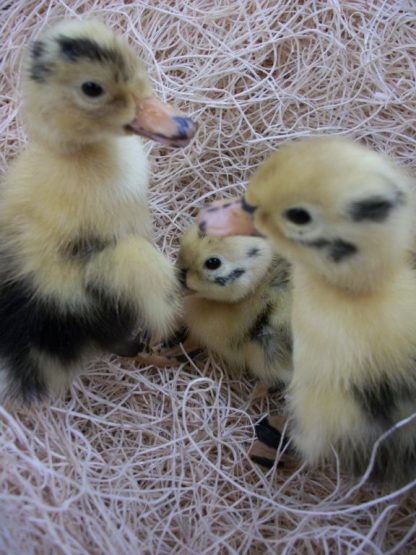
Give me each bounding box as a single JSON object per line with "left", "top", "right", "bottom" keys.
{"left": 204, "top": 257, "right": 222, "bottom": 270}
{"left": 284, "top": 207, "right": 312, "bottom": 225}
{"left": 81, "top": 81, "right": 104, "bottom": 97}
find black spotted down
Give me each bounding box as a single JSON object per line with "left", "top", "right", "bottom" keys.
{"left": 304, "top": 237, "right": 358, "bottom": 263}
{"left": 348, "top": 192, "right": 404, "bottom": 223}
{"left": 352, "top": 377, "right": 414, "bottom": 425}
{"left": 64, "top": 236, "right": 112, "bottom": 260}
{"left": 57, "top": 36, "right": 123, "bottom": 67}
{"left": 0, "top": 273, "right": 139, "bottom": 403}
{"left": 214, "top": 268, "right": 245, "bottom": 286}
{"left": 247, "top": 247, "right": 260, "bottom": 257}
{"left": 249, "top": 303, "right": 273, "bottom": 342}
{"left": 29, "top": 40, "right": 53, "bottom": 83}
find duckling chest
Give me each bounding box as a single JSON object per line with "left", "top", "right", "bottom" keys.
{"left": 291, "top": 267, "right": 416, "bottom": 387}
{"left": 10, "top": 137, "right": 153, "bottom": 241}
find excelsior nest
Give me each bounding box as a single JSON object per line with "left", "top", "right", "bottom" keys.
{"left": 0, "top": 1, "right": 415, "bottom": 554}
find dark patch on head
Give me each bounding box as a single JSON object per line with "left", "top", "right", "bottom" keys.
{"left": 64, "top": 236, "right": 112, "bottom": 260}
{"left": 328, "top": 239, "right": 358, "bottom": 263}
{"left": 57, "top": 36, "right": 126, "bottom": 75}
{"left": 29, "top": 41, "right": 54, "bottom": 83}
{"left": 247, "top": 247, "right": 260, "bottom": 257}
{"left": 302, "top": 237, "right": 358, "bottom": 263}
{"left": 198, "top": 221, "right": 207, "bottom": 236}
{"left": 31, "top": 41, "right": 45, "bottom": 59}
{"left": 214, "top": 268, "right": 245, "bottom": 286}
{"left": 348, "top": 193, "right": 404, "bottom": 223}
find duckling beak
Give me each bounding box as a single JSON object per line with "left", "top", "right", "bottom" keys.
{"left": 125, "top": 96, "right": 197, "bottom": 147}
{"left": 197, "top": 197, "right": 261, "bottom": 237}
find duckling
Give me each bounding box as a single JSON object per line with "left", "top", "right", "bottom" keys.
{"left": 0, "top": 20, "right": 196, "bottom": 404}
{"left": 175, "top": 224, "right": 293, "bottom": 390}
{"left": 199, "top": 137, "right": 416, "bottom": 485}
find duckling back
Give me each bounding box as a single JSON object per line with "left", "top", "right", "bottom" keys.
{"left": 177, "top": 224, "right": 293, "bottom": 388}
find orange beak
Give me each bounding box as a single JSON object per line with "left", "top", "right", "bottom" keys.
{"left": 125, "top": 96, "right": 197, "bottom": 148}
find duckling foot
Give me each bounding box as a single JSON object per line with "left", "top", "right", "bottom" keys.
{"left": 121, "top": 338, "right": 203, "bottom": 368}
{"left": 249, "top": 415, "right": 292, "bottom": 469}
{"left": 250, "top": 382, "right": 270, "bottom": 401}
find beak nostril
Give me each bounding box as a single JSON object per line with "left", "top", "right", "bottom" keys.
{"left": 241, "top": 196, "right": 257, "bottom": 215}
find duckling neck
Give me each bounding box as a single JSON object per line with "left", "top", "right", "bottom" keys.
{"left": 30, "top": 131, "right": 118, "bottom": 157}
{"left": 296, "top": 256, "right": 409, "bottom": 299}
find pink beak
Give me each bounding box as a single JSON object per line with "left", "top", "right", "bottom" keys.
{"left": 197, "top": 198, "right": 261, "bottom": 237}
{"left": 126, "top": 96, "right": 197, "bottom": 148}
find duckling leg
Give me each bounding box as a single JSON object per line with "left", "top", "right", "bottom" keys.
{"left": 85, "top": 235, "right": 180, "bottom": 344}
{"left": 251, "top": 382, "right": 270, "bottom": 400}
{"left": 249, "top": 414, "right": 294, "bottom": 469}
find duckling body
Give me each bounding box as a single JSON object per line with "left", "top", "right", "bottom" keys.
{"left": 200, "top": 137, "right": 416, "bottom": 485}
{"left": 177, "top": 225, "right": 292, "bottom": 388}
{"left": 0, "top": 21, "right": 196, "bottom": 403}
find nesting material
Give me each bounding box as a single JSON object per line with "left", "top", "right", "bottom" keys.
{"left": 0, "top": 1, "right": 415, "bottom": 553}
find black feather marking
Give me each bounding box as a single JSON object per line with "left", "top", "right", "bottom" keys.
{"left": 162, "top": 327, "right": 189, "bottom": 349}
{"left": 31, "top": 41, "right": 45, "bottom": 59}
{"left": 247, "top": 302, "right": 292, "bottom": 367}
{"left": 328, "top": 239, "right": 358, "bottom": 262}
{"left": 214, "top": 268, "right": 245, "bottom": 286}
{"left": 28, "top": 40, "right": 54, "bottom": 83}
{"left": 352, "top": 378, "right": 414, "bottom": 425}
{"left": 64, "top": 236, "right": 111, "bottom": 260}
{"left": 0, "top": 274, "right": 139, "bottom": 402}
{"left": 57, "top": 36, "right": 126, "bottom": 74}
{"left": 348, "top": 192, "right": 404, "bottom": 223}
{"left": 302, "top": 237, "right": 357, "bottom": 263}
{"left": 178, "top": 268, "right": 188, "bottom": 288}
{"left": 198, "top": 221, "right": 207, "bottom": 236}
{"left": 247, "top": 247, "right": 260, "bottom": 257}
{"left": 270, "top": 262, "right": 291, "bottom": 289}
{"left": 249, "top": 303, "right": 273, "bottom": 341}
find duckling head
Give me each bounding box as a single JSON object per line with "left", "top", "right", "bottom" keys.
{"left": 177, "top": 224, "right": 273, "bottom": 302}
{"left": 198, "top": 138, "right": 414, "bottom": 294}
{"left": 241, "top": 137, "right": 414, "bottom": 293}
{"left": 23, "top": 20, "right": 196, "bottom": 151}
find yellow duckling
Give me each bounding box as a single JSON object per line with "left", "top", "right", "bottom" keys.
{"left": 0, "top": 20, "right": 196, "bottom": 404}
{"left": 175, "top": 224, "right": 292, "bottom": 390}
{"left": 200, "top": 137, "right": 416, "bottom": 485}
